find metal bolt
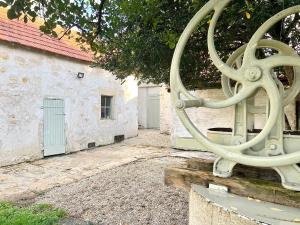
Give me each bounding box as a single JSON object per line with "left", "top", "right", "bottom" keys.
{"left": 176, "top": 100, "right": 185, "bottom": 109}
{"left": 269, "top": 144, "right": 277, "bottom": 150}
{"left": 245, "top": 67, "right": 262, "bottom": 82}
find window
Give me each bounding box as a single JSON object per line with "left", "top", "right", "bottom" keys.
{"left": 101, "top": 95, "right": 113, "bottom": 119}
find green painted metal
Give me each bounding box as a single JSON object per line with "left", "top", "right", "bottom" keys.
{"left": 170, "top": 0, "right": 300, "bottom": 191}
{"left": 43, "top": 98, "right": 66, "bottom": 156}
{"left": 173, "top": 137, "right": 206, "bottom": 151}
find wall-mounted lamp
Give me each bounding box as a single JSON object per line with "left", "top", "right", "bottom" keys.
{"left": 77, "top": 72, "right": 85, "bottom": 79}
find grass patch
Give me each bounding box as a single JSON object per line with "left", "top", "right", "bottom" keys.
{"left": 0, "top": 202, "right": 66, "bottom": 225}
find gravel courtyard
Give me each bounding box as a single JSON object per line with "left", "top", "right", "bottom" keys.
{"left": 35, "top": 157, "right": 189, "bottom": 225}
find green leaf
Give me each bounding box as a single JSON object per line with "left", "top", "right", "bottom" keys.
{"left": 245, "top": 12, "right": 251, "bottom": 19}
{"left": 7, "top": 8, "right": 18, "bottom": 19}
{"left": 0, "top": 2, "right": 8, "bottom": 7}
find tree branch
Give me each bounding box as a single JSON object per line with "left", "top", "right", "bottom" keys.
{"left": 91, "top": 0, "right": 106, "bottom": 44}
{"left": 58, "top": 26, "right": 72, "bottom": 40}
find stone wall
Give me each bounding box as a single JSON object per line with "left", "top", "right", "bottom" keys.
{"left": 160, "top": 86, "right": 172, "bottom": 134}
{"left": 0, "top": 43, "right": 138, "bottom": 166}
{"left": 189, "top": 185, "right": 268, "bottom": 225}
{"left": 173, "top": 89, "right": 235, "bottom": 139}
{"left": 160, "top": 88, "right": 296, "bottom": 149}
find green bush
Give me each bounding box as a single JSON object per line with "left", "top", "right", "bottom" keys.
{"left": 0, "top": 202, "right": 66, "bottom": 225}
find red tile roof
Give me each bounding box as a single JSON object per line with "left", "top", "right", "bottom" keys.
{"left": 0, "top": 16, "right": 93, "bottom": 62}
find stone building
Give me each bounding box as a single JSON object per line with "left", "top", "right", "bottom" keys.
{"left": 0, "top": 11, "right": 138, "bottom": 166}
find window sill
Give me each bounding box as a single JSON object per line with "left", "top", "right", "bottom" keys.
{"left": 100, "top": 118, "right": 115, "bottom": 121}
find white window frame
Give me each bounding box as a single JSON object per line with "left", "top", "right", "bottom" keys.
{"left": 101, "top": 95, "right": 114, "bottom": 120}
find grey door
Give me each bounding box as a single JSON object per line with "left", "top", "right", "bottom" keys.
{"left": 43, "top": 98, "right": 66, "bottom": 156}
{"left": 147, "top": 95, "right": 160, "bottom": 129}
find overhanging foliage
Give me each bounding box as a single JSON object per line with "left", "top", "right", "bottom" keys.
{"left": 2, "top": 0, "right": 300, "bottom": 89}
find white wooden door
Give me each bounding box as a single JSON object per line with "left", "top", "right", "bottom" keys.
{"left": 147, "top": 95, "right": 160, "bottom": 129}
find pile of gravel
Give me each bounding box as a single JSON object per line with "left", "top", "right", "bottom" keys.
{"left": 35, "top": 157, "right": 188, "bottom": 225}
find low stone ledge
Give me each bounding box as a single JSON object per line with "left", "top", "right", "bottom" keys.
{"left": 189, "top": 185, "right": 300, "bottom": 225}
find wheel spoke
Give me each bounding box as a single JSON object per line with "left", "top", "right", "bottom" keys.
{"left": 170, "top": 0, "right": 300, "bottom": 173}
{"left": 243, "top": 5, "right": 300, "bottom": 65}
{"left": 259, "top": 55, "right": 300, "bottom": 69}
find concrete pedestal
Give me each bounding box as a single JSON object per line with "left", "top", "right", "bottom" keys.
{"left": 189, "top": 185, "right": 300, "bottom": 225}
